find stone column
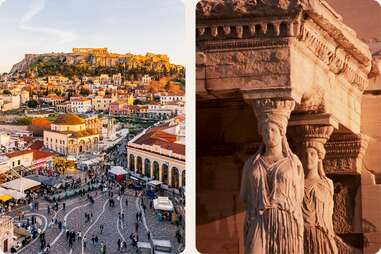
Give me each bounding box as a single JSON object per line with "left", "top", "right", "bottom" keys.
{"left": 168, "top": 166, "right": 172, "bottom": 186}
{"left": 179, "top": 170, "right": 183, "bottom": 187}
{"left": 133, "top": 156, "right": 137, "bottom": 173}
{"left": 289, "top": 125, "right": 338, "bottom": 253}
{"left": 159, "top": 165, "right": 163, "bottom": 182}
{"left": 150, "top": 162, "right": 154, "bottom": 179}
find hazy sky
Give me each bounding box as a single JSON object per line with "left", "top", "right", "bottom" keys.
{"left": 0, "top": 0, "right": 185, "bottom": 73}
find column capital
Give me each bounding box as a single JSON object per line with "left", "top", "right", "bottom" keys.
{"left": 289, "top": 124, "right": 334, "bottom": 145}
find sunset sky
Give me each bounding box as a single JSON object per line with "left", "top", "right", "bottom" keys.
{"left": 0, "top": 0, "right": 185, "bottom": 73}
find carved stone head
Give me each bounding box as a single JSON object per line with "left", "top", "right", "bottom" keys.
{"left": 252, "top": 99, "right": 295, "bottom": 137}
{"left": 261, "top": 121, "right": 283, "bottom": 148}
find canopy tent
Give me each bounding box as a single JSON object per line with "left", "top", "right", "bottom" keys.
{"left": 0, "top": 194, "right": 13, "bottom": 202}
{"left": 109, "top": 166, "right": 127, "bottom": 182}
{"left": 1, "top": 177, "right": 41, "bottom": 192}
{"left": 0, "top": 187, "right": 26, "bottom": 200}
{"left": 129, "top": 172, "right": 151, "bottom": 182}
{"left": 153, "top": 196, "right": 174, "bottom": 211}
{"left": 25, "top": 175, "right": 62, "bottom": 188}
{"left": 148, "top": 180, "right": 162, "bottom": 186}
{"left": 109, "top": 166, "right": 127, "bottom": 175}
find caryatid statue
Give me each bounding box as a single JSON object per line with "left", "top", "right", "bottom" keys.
{"left": 240, "top": 99, "right": 304, "bottom": 254}
{"left": 296, "top": 125, "right": 338, "bottom": 254}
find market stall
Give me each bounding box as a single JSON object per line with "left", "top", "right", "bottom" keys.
{"left": 1, "top": 177, "right": 41, "bottom": 193}
{"left": 25, "top": 175, "right": 62, "bottom": 189}
{"left": 0, "top": 187, "right": 26, "bottom": 200}
{"left": 153, "top": 196, "right": 174, "bottom": 221}
{"left": 108, "top": 166, "right": 128, "bottom": 182}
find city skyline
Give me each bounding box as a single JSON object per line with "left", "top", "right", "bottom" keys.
{"left": 0, "top": 0, "right": 185, "bottom": 73}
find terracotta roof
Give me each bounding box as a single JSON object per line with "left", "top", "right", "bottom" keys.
{"left": 46, "top": 93, "right": 63, "bottom": 100}
{"left": 29, "top": 140, "right": 44, "bottom": 150}
{"left": 6, "top": 150, "right": 33, "bottom": 158}
{"left": 70, "top": 97, "right": 91, "bottom": 102}
{"left": 32, "top": 150, "right": 55, "bottom": 161}
{"left": 54, "top": 113, "right": 85, "bottom": 125}
{"left": 133, "top": 124, "right": 185, "bottom": 156}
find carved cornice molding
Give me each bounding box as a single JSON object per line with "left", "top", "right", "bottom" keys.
{"left": 323, "top": 133, "right": 369, "bottom": 175}
{"left": 196, "top": 0, "right": 300, "bottom": 19}
{"left": 298, "top": 20, "right": 369, "bottom": 92}
{"left": 196, "top": 0, "right": 372, "bottom": 93}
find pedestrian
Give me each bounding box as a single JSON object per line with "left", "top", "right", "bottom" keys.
{"left": 91, "top": 235, "right": 95, "bottom": 244}
{"left": 63, "top": 202, "right": 66, "bottom": 210}
{"left": 47, "top": 205, "right": 50, "bottom": 215}
{"left": 100, "top": 224, "right": 104, "bottom": 234}
{"left": 117, "top": 238, "right": 121, "bottom": 251}
{"left": 95, "top": 235, "right": 99, "bottom": 244}
{"left": 125, "top": 198, "right": 128, "bottom": 207}
{"left": 83, "top": 237, "right": 87, "bottom": 250}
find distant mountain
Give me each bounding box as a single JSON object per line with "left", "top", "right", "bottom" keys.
{"left": 10, "top": 48, "right": 185, "bottom": 81}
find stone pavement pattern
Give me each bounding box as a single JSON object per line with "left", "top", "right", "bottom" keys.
{"left": 15, "top": 190, "right": 179, "bottom": 254}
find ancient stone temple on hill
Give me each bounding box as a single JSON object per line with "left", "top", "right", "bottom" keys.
{"left": 196, "top": 0, "right": 381, "bottom": 253}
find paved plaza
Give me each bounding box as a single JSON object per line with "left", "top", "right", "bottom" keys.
{"left": 9, "top": 188, "right": 181, "bottom": 254}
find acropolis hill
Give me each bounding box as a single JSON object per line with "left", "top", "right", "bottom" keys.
{"left": 10, "top": 48, "right": 184, "bottom": 79}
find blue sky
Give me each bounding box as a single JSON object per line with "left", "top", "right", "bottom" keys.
{"left": 0, "top": 0, "right": 185, "bottom": 73}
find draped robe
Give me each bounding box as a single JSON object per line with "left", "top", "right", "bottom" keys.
{"left": 303, "top": 177, "right": 338, "bottom": 254}
{"left": 240, "top": 150, "right": 304, "bottom": 254}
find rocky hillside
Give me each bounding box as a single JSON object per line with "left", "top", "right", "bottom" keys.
{"left": 10, "top": 49, "right": 185, "bottom": 81}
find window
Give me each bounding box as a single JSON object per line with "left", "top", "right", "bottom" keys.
{"left": 18, "top": 160, "right": 20, "bottom": 165}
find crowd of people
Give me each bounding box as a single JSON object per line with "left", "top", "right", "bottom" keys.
{"left": 1, "top": 146, "right": 185, "bottom": 253}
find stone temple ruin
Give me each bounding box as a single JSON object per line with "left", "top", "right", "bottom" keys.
{"left": 196, "top": 0, "right": 381, "bottom": 253}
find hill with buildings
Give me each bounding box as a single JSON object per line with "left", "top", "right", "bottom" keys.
{"left": 10, "top": 48, "right": 185, "bottom": 81}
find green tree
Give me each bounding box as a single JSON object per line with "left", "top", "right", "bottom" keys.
{"left": 16, "top": 117, "right": 32, "bottom": 125}
{"left": 133, "top": 99, "right": 142, "bottom": 105}
{"left": 80, "top": 88, "right": 90, "bottom": 96}
{"left": 27, "top": 100, "right": 38, "bottom": 108}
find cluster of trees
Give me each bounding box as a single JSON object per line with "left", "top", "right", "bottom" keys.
{"left": 148, "top": 77, "right": 184, "bottom": 94}
{"left": 26, "top": 52, "right": 185, "bottom": 82}
{"left": 15, "top": 117, "right": 32, "bottom": 125}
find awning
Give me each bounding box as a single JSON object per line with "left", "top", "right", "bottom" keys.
{"left": 1, "top": 177, "right": 41, "bottom": 192}
{"left": 25, "top": 175, "right": 62, "bottom": 188}
{"left": 0, "top": 187, "right": 26, "bottom": 200}
{"left": 153, "top": 196, "right": 174, "bottom": 211}
{"left": 0, "top": 194, "right": 13, "bottom": 202}
{"left": 148, "top": 180, "right": 162, "bottom": 186}
{"left": 109, "top": 166, "right": 127, "bottom": 175}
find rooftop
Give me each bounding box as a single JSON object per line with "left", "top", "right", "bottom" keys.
{"left": 6, "top": 150, "right": 33, "bottom": 158}
{"left": 32, "top": 150, "right": 55, "bottom": 161}
{"left": 54, "top": 113, "right": 85, "bottom": 125}
{"left": 131, "top": 119, "right": 185, "bottom": 156}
